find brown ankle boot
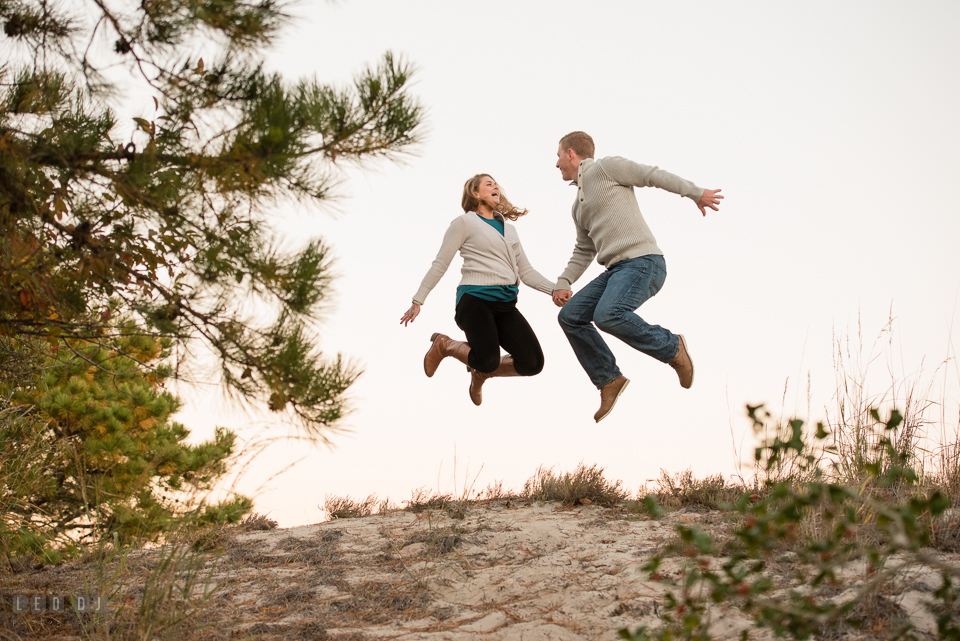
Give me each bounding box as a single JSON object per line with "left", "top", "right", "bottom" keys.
{"left": 594, "top": 375, "right": 630, "bottom": 422}
{"left": 423, "top": 333, "right": 471, "bottom": 377}
{"left": 669, "top": 334, "right": 694, "bottom": 389}
{"left": 468, "top": 356, "right": 520, "bottom": 406}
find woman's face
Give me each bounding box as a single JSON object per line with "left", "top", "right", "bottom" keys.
{"left": 475, "top": 176, "right": 500, "bottom": 209}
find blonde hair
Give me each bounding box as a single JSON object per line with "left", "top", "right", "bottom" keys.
{"left": 559, "top": 131, "right": 595, "bottom": 159}
{"left": 461, "top": 174, "right": 529, "bottom": 221}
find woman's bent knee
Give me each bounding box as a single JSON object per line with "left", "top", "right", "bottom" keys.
{"left": 470, "top": 351, "right": 501, "bottom": 374}
{"left": 514, "top": 355, "right": 544, "bottom": 377}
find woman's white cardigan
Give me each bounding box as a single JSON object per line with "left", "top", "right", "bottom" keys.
{"left": 412, "top": 213, "right": 556, "bottom": 305}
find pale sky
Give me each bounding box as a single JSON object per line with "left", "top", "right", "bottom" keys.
{"left": 173, "top": 1, "right": 960, "bottom": 527}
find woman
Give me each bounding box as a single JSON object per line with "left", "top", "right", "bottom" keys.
{"left": 400, "top": 174, "right": 555, "bottom": 405}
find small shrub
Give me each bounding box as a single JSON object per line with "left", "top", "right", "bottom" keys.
{"left": 377, "top": 497, "right": 398, "bottom": 515}
{"left": 324, "top": 494, "right": 378, "bottom": 519}
{"left": 405, "top": 488, "right": 452, "bottom": 513}
{"left": 619, "top": 406, "right": 960, "bottom": 641}
{"left": 0, "top": 325, "right": 252, "bottom": 559}
{"left": 654, "top": 469, "right": 745, "bottom": 511}
{"left": 523, "top": 463, "right": 628, "bottom": 507}
{"left": 480, "top": 480, "right": 508, "bottom": 500}
{"left": 236, "top": 512, "right": 279, "bottom": 531}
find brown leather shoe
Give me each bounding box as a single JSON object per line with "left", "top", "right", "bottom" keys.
{"left": 468, "top": 356, "right": 520, "bottom": 406}
{"left": 594, "top": 375, "right": 630, "bottom": 422}
{"left": 669, "top": 334, "right": 694, "bottom": 389}
{"left": 423, "top": 333, "right": 471, "bottom": 377}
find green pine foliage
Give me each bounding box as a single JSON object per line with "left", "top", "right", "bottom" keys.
{"left": 0, "top": 325, "right": 252, "bottom": 562}
{"left": 0, "top": 0, "right": 423, "bottom": 437}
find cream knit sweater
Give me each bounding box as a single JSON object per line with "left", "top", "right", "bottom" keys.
{"left": 556, "top": 157, "right": 704, "bottom": 290}
{"left": 412, "top": 213, "right": 555, "bottom": 306}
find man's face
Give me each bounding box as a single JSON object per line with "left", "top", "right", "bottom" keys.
{"left": 556, "top": 144, "right": 579, "bottom": 182}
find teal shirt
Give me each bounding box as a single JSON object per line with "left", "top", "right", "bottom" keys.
{"left": 455, "top": 215, "right": 519, "bottom": 307}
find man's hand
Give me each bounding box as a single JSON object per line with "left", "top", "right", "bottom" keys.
{"left": 696, "top": 188, "right": 723, "bottom": 216}
{"left": 400, "top": 303, "right": 420, "bottom": 326}
{"left": 552, "top": 289, "right": 572, "bottom": 307}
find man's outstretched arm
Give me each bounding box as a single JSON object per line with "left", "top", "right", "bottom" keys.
{"left": 696, "top": 188, "right": 723, "bottom": 216}
{"left": 601, "top": 156, "right": 703, "bottom": 201}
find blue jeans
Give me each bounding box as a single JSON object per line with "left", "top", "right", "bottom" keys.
{"left": 558, "top": 255, "right": 679, "bottom": 389}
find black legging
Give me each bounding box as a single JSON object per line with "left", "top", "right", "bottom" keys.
{"left": 454, "top": 294, "right": 544, "bottom": 376}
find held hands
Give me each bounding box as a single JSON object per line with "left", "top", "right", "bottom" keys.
{"left": 696, "top": 188, "right": 723, "bottom": 217}
{"left": 400, "top": 303, "right": 420, "bottom": 326}
{"left": 552, "top": 289, "right": 572, "bottom": 307}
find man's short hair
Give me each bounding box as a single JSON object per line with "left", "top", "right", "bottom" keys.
{"left": 559, "top": 131, "right": 595, "bottom": 159}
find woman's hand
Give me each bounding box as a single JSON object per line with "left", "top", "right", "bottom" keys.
{"left": 552, "top": 289, "right": 573, "bottom": 307}
{"left": 400, "top": 303, "right": 421, "bottom": 326}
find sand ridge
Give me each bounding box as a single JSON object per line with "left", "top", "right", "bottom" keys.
{"left": 221, "top": 500, "right": 685, "bottom": 639}
{"left": 3, "top": 499, "right": 950, "bottom": 639}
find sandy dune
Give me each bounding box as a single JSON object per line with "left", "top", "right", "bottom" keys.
{"left": 211, "top": 500, "right": 945, "bottom": 640}
{"left": 223, "top": 501, "right": 681, "bottom": 640}
{"left": 3, "top": 499, "right": 950, "bottom": 639}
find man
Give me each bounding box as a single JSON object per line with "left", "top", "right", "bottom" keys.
{"left": 551, "top": 131, "right": 723, "bottom": 422}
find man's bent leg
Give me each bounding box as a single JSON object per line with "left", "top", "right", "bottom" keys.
{"left": 557, "top": 271, "right": 622, "bottom": 389}
{"left": 592, "top": 255, "right": 679, "bottom": 364}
